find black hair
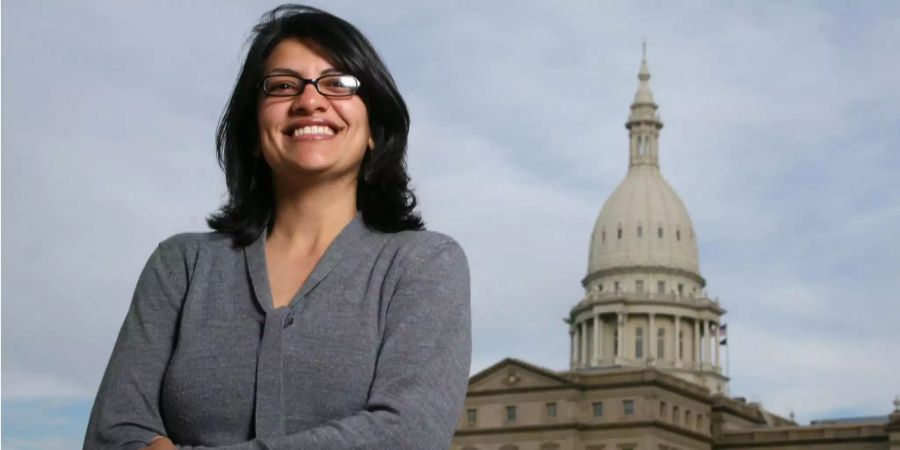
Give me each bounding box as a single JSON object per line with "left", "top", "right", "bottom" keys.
{"left": 207, "top": 4, "right": 424, "bottom": 246}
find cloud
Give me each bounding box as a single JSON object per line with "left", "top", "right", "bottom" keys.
{"left": 2, "top": 0, "right": 899, "bottom": 431}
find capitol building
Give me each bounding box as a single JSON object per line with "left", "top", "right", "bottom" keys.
{"left": 451, "top": 49, "right": 900, "bottom": 450}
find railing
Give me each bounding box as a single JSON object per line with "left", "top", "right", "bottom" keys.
{"left": 582, "top": 290, "right": 719, "bottom": 305}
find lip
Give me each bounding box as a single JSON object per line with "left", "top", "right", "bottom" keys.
{"left": 283, "top": 117, "right": 342, "bottom": 140}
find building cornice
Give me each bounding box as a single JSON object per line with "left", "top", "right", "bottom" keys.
{"left": 583, "top": 265, "right": 707, "bottom": 289}
{"left": 455, "top": 419, "right": 713, "bottom": 444}
{"left": 468, "top": 368, "right": 713, "bottom": 405}
{"left": 568, "top": 295, "right": 727, "bottom": 319}
{"left": 715, "top": 425, "right": 888, "bottom": 448}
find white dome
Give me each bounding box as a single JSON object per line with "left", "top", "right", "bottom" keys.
{"left": 588, "top": 165, "right": 700, "bottom": 277}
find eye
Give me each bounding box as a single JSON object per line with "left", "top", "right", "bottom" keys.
{"left": 317, "top": 74, "right": 360, "bottom": 96}
{"left": 264, "top": 76, "right": 300, "bottom": 95}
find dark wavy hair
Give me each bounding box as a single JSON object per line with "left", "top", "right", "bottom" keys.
{"left": 207, "top": 4, "right": 424, "bottom": 246}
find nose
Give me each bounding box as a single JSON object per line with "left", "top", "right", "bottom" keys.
{"left": 290, "top": 83, "right": 328, "bottom": 114}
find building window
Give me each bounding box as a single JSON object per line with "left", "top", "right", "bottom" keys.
{"left": 676, "top": 229, "right": 681, "bottom": 241}
{"left": 637, "top": 225, "right": 643, "bottom": 238}
{"left": 685, "top": 410, "right": 692, "bottom": 426}
{"left": 506, "top": 405, "right": 517, "bottom": 422}
{"left": 602, "top": 230, "right": 606, "bottom": 243}
{"left": 660, "top": 401, "right": 667, "bottom": 418}
{"left": 592, "top": 401, "right": 604, "bottom": 417}
{"left": 635, "top": 280, "right": 644, "bottom": 293}
{"left": 658, "top": 226, "right": 663, "bottom": 238}
{"left": 635, "top": 327, "right": 644, "bottom": 358}
{"left": 467, "top": 408, "right": 477, "bottom": 426}
{"left": 657, "top": 328, "right": 665, "bottom": 359}
{"left": 678, "top": 283, "right": 684, "bottom": 296}
{"left": 598, "top": 283, "right": 604, "bottom": 292}
{"left": 697, "top": 414, "right": 703, "bottom": 430}
{"left": 657, "top": 280, "right": 666, "bottom": 294}
{"left": 613, "top": 329, "right": 619, "bottom": 356}
{"left": 673, "top": 406, "right": 680, "bottom": 422}
{"left": 617, "top": 227, "right": 622, "bottom": 239}
{"left": 678, "top": 331, "right": 684, "bottom": 360}
{"left": 623, "top": 399, "right": 635, "bottom": 415}
{"left": 614, "top": 281, "right": 620, "bottom": 292}
{"left": 546, "top": 402, "right": 557, "bottom": 418}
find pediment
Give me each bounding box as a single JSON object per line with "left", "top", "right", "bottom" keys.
{"left": 468, "top": 358, "right": 571, "bottom": 392}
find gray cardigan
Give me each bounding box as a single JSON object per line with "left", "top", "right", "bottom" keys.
{"left": 84, "top": 217, "right": 471, "bottom": 449}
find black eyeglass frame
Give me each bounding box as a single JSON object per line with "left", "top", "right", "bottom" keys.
{"left": 260, "top": 73, "right": 361, "bottom": 98}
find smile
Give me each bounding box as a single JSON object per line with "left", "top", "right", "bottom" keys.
{"left": 291, "top": 125, "right": 336, "bottom": 137}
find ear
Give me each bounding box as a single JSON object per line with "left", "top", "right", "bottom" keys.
{"left": 367, "top": 137, "right": 375, "bottom": 151}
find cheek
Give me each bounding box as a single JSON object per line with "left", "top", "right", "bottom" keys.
{"left": 335, "top": 101, "right": 370, "bottom": 137}
{"left": 257, "top": 105, "right": 280, "bottom": 132}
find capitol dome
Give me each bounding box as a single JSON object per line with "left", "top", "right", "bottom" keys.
{"left": 585, "top": 47, "right": 704, "bottom": 288}
{"left": 588, "top": 166, "right": 700, "bottom": 276}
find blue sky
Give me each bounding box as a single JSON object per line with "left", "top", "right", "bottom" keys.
{"left": 3, "top": 1, "right": 899, "bottom": 448}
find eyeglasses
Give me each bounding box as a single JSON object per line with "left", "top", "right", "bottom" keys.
{"left": 261, "top": 73, "right": 361, "bottom": 98}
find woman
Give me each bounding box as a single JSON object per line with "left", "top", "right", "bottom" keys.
{"left": 84, "top": 5, "right": 471, "bottom": 450}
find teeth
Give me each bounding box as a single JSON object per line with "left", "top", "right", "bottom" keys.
{"left": 292, "top": 125, "right": 335, "bottom": 137}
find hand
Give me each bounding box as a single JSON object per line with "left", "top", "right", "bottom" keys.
{"left": 143, "top": 436, "right": 177, "bottom": 450}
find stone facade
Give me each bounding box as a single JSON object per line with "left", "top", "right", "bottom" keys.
{"left": 451, "top": 47, "right": 898, "bottom": 450}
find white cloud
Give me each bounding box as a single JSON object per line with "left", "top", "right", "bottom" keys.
{"left": 2, "top": 0, "right": 899, "bottom": 428}
{"left": 729, "top": 322, "right": 900, "bottom": 423}
{"left": 3, "top": 437, "right": 83, "bottom": 450}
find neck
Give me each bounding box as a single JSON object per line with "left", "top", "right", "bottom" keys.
{"left": 268, "top": 175, "right": 358, "bottom": 253}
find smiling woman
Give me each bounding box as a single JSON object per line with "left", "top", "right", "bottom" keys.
{"left": 83, "top": 4, "right": 471, "bottom": 450}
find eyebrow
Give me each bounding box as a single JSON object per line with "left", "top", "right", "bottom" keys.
{"left": 266, "top": 67, "right": 344, "bottom": 77}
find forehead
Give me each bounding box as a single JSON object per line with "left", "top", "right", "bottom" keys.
{"left": 263, "top": 38, "right": 338, "bottom": 75}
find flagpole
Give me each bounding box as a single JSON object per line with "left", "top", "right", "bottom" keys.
{"left": 726, "top": 329, "right": 731, "bottom": 379}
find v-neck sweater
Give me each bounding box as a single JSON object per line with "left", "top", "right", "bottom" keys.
{"left": 84, "top": 217, "right": 471, "bottom": 449}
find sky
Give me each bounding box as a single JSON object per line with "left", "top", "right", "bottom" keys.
{"left": 2, "top": 1, "right": 900, "bottom": 448}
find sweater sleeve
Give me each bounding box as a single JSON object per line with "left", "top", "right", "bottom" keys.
{"left": 184, "top": 238, "right": 471, "bottom": 450}
{"left": 84, "top": 242, "right": 187, "bottom": 450}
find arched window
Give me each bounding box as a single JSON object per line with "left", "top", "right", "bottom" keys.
{"left": 617, "top": 227, "right": 622, "bottom": 239}
{"left": 637, "top": 225, "right": 643, "bottom": 238}
{"left": 658, "top": 226, "right": 664, "bottom": 238}
{"left": 635, "top": 327, "right": 644, "bottom": 358}
{"left": 676, "top": 229, "right": 681, "bottom": 241}
{"left": 657, "top": 328, "right": 665, "bottom": 359}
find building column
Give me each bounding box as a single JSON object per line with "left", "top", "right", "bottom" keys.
{"left": 674, "top": 315, "right": 682, "bottom": 365}
{"left": 581, "top": 320, "right": 590, "bottom": 367}
{"left": 702, "top": 320, "right": 710, "bottom": 367}
{"left": 617, "top": 312, "right": 626, "bottom": 359}
{"left": 592, "top": 312, "right": 602, "bottom": 365}
{"left": 714, "top": 322, "right": 721, "bottom": 368}
{"left": 649, "top": 313, "right": 656, "bottom": 359}
{"left": 694, "top": 319, "right": 701, "bottom": 365}
{"left": 570, "top": 328, "right": 577, "bottom": 368}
